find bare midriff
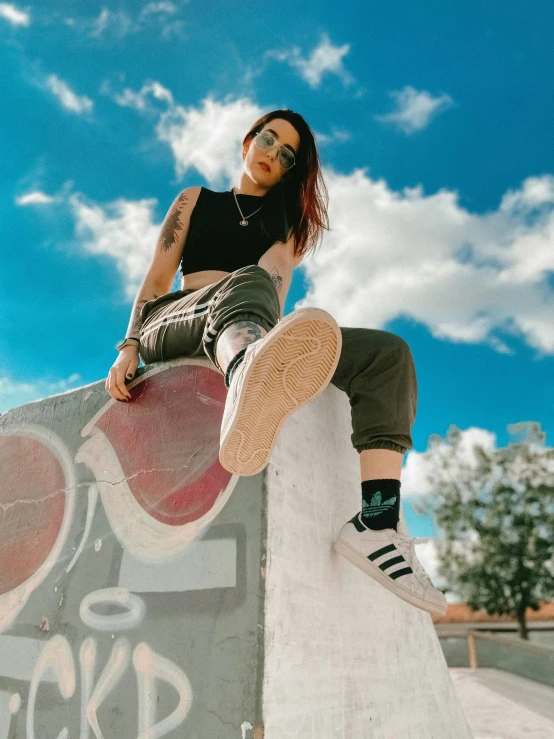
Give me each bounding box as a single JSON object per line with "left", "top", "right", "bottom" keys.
{"left": 181, "top": 269, "right": 231, "bottom": 292}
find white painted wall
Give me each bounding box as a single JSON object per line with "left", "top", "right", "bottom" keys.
{"left": 263, "top": 384, "right": 473, "bottom": 739}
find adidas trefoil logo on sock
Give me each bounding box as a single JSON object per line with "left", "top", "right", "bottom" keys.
{"left": 362, "top": 490, "right": 397, "bottom": 518}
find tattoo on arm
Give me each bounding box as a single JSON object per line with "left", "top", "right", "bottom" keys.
{"left": 160, "top": 192, "right": 189, "bottom": 253}
{"left": 269, "top": 267, "right": 283, "bottom": 293}
{"left": 127, "top": 294, "right": 160, "bottom": 338}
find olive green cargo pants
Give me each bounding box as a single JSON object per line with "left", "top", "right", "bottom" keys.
{"left": 139, "top": 265, "right": 417, "bottom": 455}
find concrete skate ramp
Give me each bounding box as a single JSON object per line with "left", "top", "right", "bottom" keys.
{"left": 262, "top": 380, "right": 472, "bottom": 739}
{"left": 0, "top": 357, "right": 473, "bottom": 738}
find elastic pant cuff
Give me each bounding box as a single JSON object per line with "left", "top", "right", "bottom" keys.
{"left": 356, "top": 442, "right": 407, "bottom": 455}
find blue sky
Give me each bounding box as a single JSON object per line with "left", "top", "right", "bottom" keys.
{"left": 2, "top": 1, "right": 553, "bottom": 593}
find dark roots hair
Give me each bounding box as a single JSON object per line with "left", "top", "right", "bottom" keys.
{"left": 243, "top": 109, "right": 329, "bottom": 260}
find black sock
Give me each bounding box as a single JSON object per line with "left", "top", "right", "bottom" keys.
{"left": 224, "top": 348, "right": 248, "bottom": 388}
{"left": 361, "top": 479, "right": 400, "bottom": 530}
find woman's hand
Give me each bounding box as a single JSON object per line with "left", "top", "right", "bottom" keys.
{"left": 105, "top": 346, "right": 140, "bottom": 401}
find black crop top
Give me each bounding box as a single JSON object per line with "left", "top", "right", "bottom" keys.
{"left": 180, "top": 187, "right": 276, "bottom": 277}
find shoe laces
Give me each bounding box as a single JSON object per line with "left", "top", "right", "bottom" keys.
{"left": 390, "top": 531, "right": 432, "bottom": 591}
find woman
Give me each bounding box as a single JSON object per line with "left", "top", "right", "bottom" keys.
{"left": 105, "top": 109, "right": 447, "bottom": 617}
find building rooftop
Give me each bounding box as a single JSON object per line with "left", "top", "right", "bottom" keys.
{"left": 432, "top": 600, "right": 554, "bottom": 626}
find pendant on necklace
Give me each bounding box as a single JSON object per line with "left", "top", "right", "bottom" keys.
{"left": 240, "top": 220, "right": 248, "bottom": 226}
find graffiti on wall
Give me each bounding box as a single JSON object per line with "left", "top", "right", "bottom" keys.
{"left": 0, "top": 359, "right": 263, "bottom": 738}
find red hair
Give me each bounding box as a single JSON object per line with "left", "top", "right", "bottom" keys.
{"left": 242, "top": 109, "right": 329, "bottom": 260}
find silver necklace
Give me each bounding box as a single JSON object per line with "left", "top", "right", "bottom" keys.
{"left": 232, "top": 187, "right": 264, "bottom": 226}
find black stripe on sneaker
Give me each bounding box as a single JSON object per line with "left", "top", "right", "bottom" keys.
{"left": 349, "top": 514, "right": 368, "bottom": 533}
{"left": 389, "top": 567, "right": 414, "bottom": 579}
{"left": 367, "top": 544, "right": 396, "bottom": 560}
{"left": 378, "top": 555, "right": 405, "bottom": 571}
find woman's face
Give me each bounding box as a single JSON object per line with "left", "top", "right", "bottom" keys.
{"left": 242, "top": 118, "right": 301, "bottom": 189}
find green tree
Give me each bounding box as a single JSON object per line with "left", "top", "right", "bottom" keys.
{"left": 413, "top": 422, "right": 554, "bottom": 639}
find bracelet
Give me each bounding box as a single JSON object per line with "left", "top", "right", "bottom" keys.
{"left": 117, "top": 337, "right": 141, "bottom": 351}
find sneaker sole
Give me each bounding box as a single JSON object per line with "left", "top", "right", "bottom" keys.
{"left": 332, "top": 537, "right": 447, "bottom": 617}
{"left": 219, "top": 308, "right": 342, "bottom": 476}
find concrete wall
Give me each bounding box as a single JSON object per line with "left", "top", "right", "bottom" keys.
{"left": 0, "top": 358, "right": 265, "bottom": 739}
{"left": 263, "top": 384, "right": 474, "bottom": 739}
{"left": 0, "top": 355, "right": 473, "bottom": 738}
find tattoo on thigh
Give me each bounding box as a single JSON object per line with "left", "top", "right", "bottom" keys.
{"left": 160, "top": 191, "right": 189, "bottom": 253}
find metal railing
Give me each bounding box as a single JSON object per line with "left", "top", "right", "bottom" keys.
{"left": 439, "top": 631, "right": 554, "bottom": 689}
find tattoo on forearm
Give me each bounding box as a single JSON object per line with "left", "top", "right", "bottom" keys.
{"left": 160, "top": 191, "right": 189, "bottom": 253}
{"left": 127, "top": 294, "right": 159, "bottom": 338}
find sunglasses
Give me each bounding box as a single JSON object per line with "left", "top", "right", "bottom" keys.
{"left": 254, "top": 130, "right": 296, "bottom": 170}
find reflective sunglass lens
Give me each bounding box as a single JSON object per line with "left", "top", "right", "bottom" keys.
{"left": 257, "top": 132, "right": 273, "bottom": 148}
{"left": 279, "top": 151, "right": 294, "bottom": 169}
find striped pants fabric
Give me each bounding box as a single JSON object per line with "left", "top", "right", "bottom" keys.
{"left": 139, "top": 264, "right": 418, "bottom": 455}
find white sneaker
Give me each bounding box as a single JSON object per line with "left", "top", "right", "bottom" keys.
{"left": 219, "top": 307, "right": 342, "bottom": 476}
{"left": 333, "top": 512, "right": 448, "bottom": 617}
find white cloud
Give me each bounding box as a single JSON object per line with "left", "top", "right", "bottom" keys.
{"left": 105, "top": 79, "right": 174, "bottom": 112}
{"left": 295, "top": 169, "right": 554, "bottom": 355}
{"left": 0, "top": 2, "right": 30, "bottom": 26}
{"left": 156, "top": 95, "right": 264, "bottom": 186}
{"left": 266, "top": 33, "right": 355, "bottom": 89}
{"left": 104, "top": 89, "right": 262, "bottom": 183}
{"left": 139, "top": 2, "right": 179, "bottom": 21}
{"left": 374, "top": 85, "right": 455, "bottom": 134}
{"left": 402, "top": 427, "right": 499, "bottom": 502}
{"left": 88, "top": 8, "right": 134, "bottom": 39}
{"left": 500, "top": 175, "right": 554, "bottom": 212}
{"left": 84, "top": 3, "right": 186, "bottom": 40}
{"left": 15, "top": 180, "right": 74, "bottom": 208}
{"left": 69, "top": 193, "right": 163, "bottom": 300}
{"left": 45, "top": 74, "right": 94, "bottom": 114}
{"left": 15, "top": 191, "right": 55, "bottom": 205}
{"left": 315, "top": 127, "right": 352, "bottom": 146}
{"left": 0, "top": 376, "right": 35, "bottom": 395}
{"left": 0, "top": 372, "right": 81, "bottom": 414}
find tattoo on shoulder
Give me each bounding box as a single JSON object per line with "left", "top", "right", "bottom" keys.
{"left": 160, "top": 192, "right": 190, "bottom": 253}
